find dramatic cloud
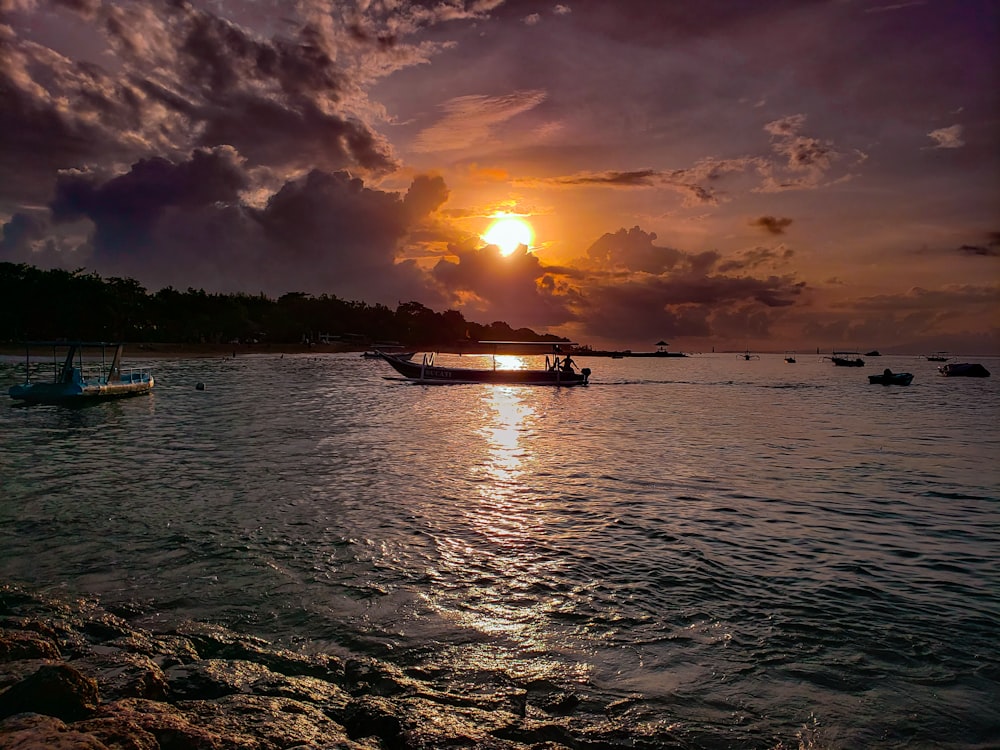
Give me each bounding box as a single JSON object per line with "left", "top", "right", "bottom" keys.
{"left": 50, "top": 147, "right": 248, "bottom": 257}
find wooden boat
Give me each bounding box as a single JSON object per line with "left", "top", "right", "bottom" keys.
{"left": 8, "top": 342, "right": 154, "bottom": 404}
{"left": 868, "top": 370, "right": 913, "bottom": 385}
{"left": 829, "top": 352, "right": 865, "bottom": 367}
{"left": 378, "top": 343, "right": 590, "bottom": 386}
{"left": 939, "top": 362, "right": 990, "bottom": 377}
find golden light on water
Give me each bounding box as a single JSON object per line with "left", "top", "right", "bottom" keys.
{"left": 482, "top": 215, "right": 533, "bottom": 256}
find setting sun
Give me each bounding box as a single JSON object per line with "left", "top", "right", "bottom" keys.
{"left": 482, "top": 216, "right": 533, "bottom": 256}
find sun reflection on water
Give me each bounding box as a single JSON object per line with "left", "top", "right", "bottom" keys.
{"left": 425, "top": 384, "right": 586, "bottom": 681}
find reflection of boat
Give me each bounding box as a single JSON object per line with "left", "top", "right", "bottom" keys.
{"left": 829, "top": 352, "right": 865, "bottom": 367}
{"left": 8, "top": 342, "right": 154, "bottom": 404}
{"left": 378, "top": 343, "right": 590, "bottom": 386}
{"left": 868, "top": 369, "right": 913, "bottom": 385}
{"left": 939, "top": 362, "right": 990, "bottom": 377}
{"left": 784, "top": 351, "right": 796, "bottom": 363}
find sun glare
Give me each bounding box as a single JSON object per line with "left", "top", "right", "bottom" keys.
{"left": 482, "top": 216, "right": 533, "bottom": 256}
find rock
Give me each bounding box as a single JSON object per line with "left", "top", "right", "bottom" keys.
{"left": 0, "top": 663, "right": 99, "bottom": 722}
{"left": 0, "top": 629, "right": 61, "bottom": 662}
{"left": 0, "top": 713, "right": 110, "bottom": 749}
{"left": 92, "top": 699, "right": 224, "bottom": 750}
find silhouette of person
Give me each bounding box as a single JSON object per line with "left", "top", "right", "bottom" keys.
{"left": 562, "top": 354, "right": 575, "bottom": 372}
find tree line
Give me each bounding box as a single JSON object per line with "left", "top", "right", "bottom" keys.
{"left": 0, "top": 263, "right": 565, "bottom": 348}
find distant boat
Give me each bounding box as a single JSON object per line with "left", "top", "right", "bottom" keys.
{"left": 8, "top": 342, "right": 154, "bottom": 405}
{"left": 828, "top": 351, "right": 865, "bottom": 367}
{"left": 628, "top": 340, "right": 687, "bottom": 357}
{"left": 868, "top": 369, "right": 913, "bottom": 385}
{"left": 378, "top": 342, "right": 591, "bottom": 386}
{"left": 865, "top": 350, "right": 881, "bottom": 357}
{"left": 739, "top": 349, "right": 760, "bottom": 361}
{"left": 925, "top": 352, "right": 950, "bottom": 362}
{"left": 784, "top": 351, "right": 796, "bottom": 363}
{"left": 939, "top": 362, "right": 990, "bottom": 377}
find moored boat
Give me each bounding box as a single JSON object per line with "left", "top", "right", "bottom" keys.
{"left": 8, "top": 342, "right": 154, "bottom": 404}
{"left": 829, "top": 351, "right": 865, "bottom": 367}
{"left": 938, "top": 362, "right": 990, "bottom": 377}
{"left": 868, "top": 369, "right": 913, "bottom": 385}
{"left": 378, "top": 343, "right": 590, "bottom": 386}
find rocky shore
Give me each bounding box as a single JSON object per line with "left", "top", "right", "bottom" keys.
{"left": 0, "top": 584, "right": 680, "bottom": 750}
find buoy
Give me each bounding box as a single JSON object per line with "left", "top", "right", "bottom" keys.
{"left": 196, "top": 382, "right": 205, "bottom": 391}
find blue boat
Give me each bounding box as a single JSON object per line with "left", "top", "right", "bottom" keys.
{"left": 8, "top": 342, "right": 154, "bottom": 404}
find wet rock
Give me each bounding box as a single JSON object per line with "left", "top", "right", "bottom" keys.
{"left": 0, "top": 628, "right": 61, "bottom": 662}
{"left": 340, "top": 695, "right": 405, "bottom": 746}
{"left": 0, "top": 713, "right": 110, "bottom": 749}
{"left": 93, "top": 698, "right": 225, "bottom": 749}
{"left": 0, "top": 663, "right": 99, "bottom": 722}
{"left": 73, "top": 650, "right": 170, "bottom": 702}
{"left": 180, "top": 694, "right": 360, "bottom": 749}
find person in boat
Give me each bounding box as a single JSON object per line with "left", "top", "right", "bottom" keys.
{"left": 883, "top": 368, "right": 893, "bottom": 378}
{"left": 562, "top": 354, "right": 575, "bottom": 372}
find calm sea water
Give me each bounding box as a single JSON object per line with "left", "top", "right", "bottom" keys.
{"left": 2, "top": 351, "right": 998, "bottom": 748}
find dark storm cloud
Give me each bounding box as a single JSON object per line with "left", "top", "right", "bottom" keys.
{"left": 50, "top": 147, "right": 248, "bottom": 256}
{"left": 573, "top": 224, "right": 806, "bottom": 342}
{"left": 41, "top": 156, "right": 447, "bottom": 303}
{"left": 0, "top": 211, "right": 48, "bottom": 256}
{"left": 403, "top": 175, "right": 450, "bottom": 221}
{"left": 585, "top": 226, "right": 710, "bottom": 275}
{"left": 750, "top": 215, "right": 793, "bottom": 235}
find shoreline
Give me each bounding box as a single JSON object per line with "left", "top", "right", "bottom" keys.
{"left": 0, "top": 581, "right": 658, "bottom": 749}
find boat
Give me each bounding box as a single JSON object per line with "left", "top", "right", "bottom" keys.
{"left": 628, "top": 340, "right": 687, "bottom": 358}
{"left": 739, "top": 349, "right": 760, "bottom": 361}
{"left": 925, "top": 352, "right": 950, "bottom": 362}
{"left": 8, "top": 342, "right": 154, "bottom": 404}
{"left": 784, "top": 351, "right": 796, "bottom": 363}
{"left": 865, "top": 350, "right": 881, "bottom": 357}
{"left": 939, "top": 362, "right": 990, "bottom": 377}
{"left": 868, "top": 369, "right": 913, "bottom": 385}
{"left": 377, "top": 342, "right": 591, "bottom": 386}
{"left": 828, "top": 351, "right": 865, "bottom": 367}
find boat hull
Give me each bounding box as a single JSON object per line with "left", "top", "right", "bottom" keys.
{"left": 868, "top": 373, "right": 913, "bottom": 385}
{"left": 9, "top": 376, "right": 155, "bottom": 404}
{"left": 939, "top": 363, "right": 990, "bottom": 377}
{"left": 380, "top": 354, "right": 589, "bottom": 386}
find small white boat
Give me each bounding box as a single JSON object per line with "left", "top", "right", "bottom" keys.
{"left": 8, "top": 342, "right": 154, "bottom": 404}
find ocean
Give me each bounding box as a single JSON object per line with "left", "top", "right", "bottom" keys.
{"left": 2, "top": 351, "right": 998, "bottom": 748}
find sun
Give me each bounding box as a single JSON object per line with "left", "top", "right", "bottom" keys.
{"left": 482, "top": 216, "right": 533, "bottom": 256}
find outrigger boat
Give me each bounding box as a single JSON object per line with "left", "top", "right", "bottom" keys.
{"left": 378, "top": 341, "right": 591, "bottom": 386}
{"left": 8, "top": 341, "right": 154, "bottom": 404}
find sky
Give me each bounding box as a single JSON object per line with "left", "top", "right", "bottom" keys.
{"left": 1, "top": 0, "right": 997, "bottom": 353}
